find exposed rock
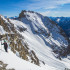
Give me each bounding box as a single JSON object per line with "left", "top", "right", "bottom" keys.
{"left": 19, "top": 10, "right": 26, "bottom": 18}
{"left": 0, "top": 61, "right": 15, "bottom": 70}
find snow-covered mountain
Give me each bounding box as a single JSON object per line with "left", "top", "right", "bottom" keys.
{"left": 0, "top": 10, "right": 70, "bottom": 70}
{"left": 50, "top": 17, "right": 70, "bottom": 38}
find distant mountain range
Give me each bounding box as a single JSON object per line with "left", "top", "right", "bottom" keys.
{"left": 50, "top": 17, "right": 70, "bottom": 38}
{"left": 4, "top": 16, "right": 18, "bottom": 19}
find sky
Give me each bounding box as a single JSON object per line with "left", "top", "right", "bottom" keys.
{"left": 0, "top": 0, "right": 70, "bottom": 17}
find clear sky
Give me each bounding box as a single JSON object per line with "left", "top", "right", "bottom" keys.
{"left": 0, "top": 0, "right": 70, "bottom": 17}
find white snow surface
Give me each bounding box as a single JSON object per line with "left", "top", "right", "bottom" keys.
{"left": 0, "top": 15, "right": 9, "bottom": 23}
{"left": 57, "top": 18, "right": 60, "bottom": 22}
{"left": 0, "top": 25, "right": 7, "bottom": 34}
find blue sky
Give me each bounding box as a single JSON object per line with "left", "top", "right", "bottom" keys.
{"left": 0, "top": 0, "right": 70, "bottom": 17}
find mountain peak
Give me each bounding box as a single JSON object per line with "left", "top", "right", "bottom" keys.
{"left": 19, "top": 10, "right": 35, "bottom": 18}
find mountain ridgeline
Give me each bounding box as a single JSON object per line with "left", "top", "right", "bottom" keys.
{"left": 0, "top": 10, "right": 70, "bottom": 67}
{"left": 50, "top": 17, "right": 70, "bottom": 38}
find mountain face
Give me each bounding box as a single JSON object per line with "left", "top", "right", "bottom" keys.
{"left": 0, "top": 11, "right": 70, "bottom": 70}
{"left": 50, "top": 17, "right": 70, "bottom": 38}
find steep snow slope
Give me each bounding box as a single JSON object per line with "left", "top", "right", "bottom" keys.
{"left": 0, "top": 11, "right": 70, "bottom": 70}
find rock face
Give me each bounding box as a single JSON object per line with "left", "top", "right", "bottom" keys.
{"left": 0, "top": 61, "right": 15, "bottom": 70}
{"left": 19, "top": 10, "right": 26, "bottom": 18}
{"left": 0, "top": 11, "right": 69, "bottom": 66}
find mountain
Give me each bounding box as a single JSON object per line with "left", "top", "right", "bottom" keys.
{"left": 50, "top": 17, "right": 70, "bottom": 38}
{"left": 0, "top": 10, "right": 70, "bottom": 70}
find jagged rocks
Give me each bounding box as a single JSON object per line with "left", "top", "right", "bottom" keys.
{"left": 19, "top": 10, "right": 26, "bottom": 18}
{"left": 0, "top": 61, "right": 15, "bottom": 70}
{"left": 29, "top": 50, "right": 39, "bottom": 65}
{"left": 19, "top": 10, "right": 35, "bottom": 18}
{"left": 0, "top": 16, "right": 16, "bottom": 33}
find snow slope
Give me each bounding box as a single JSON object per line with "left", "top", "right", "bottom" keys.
{"left": 0, "top": 43, "right": 57, "bottom": 70}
